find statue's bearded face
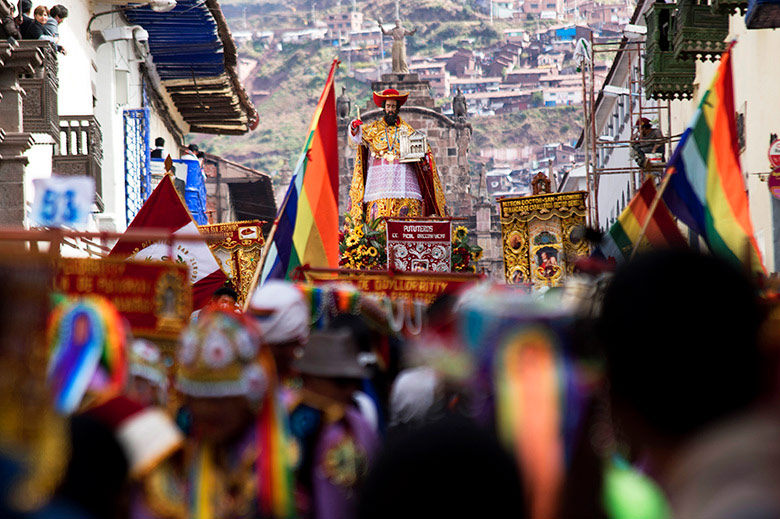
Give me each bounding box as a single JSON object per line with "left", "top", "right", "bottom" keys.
{"left": 383, "top": 99, "right": 399, "bottom": 126}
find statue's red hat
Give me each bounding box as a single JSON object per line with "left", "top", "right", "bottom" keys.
{"left": 373, "top": 88, "right": 409, "bottom": 107}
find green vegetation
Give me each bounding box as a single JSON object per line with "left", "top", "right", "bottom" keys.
{"left": 195, "top": 0, "right": 584, "bottom": 188}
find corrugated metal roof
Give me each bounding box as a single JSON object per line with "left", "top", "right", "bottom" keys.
{"left": 126, "top": 0, "right": 257, "bottom": 134}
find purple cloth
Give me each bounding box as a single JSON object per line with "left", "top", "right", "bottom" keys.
{"left": 310, "top": 407, "right": 379, "bottom": 519}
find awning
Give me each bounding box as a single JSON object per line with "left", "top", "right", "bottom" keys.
{"left": 126, "top": 0, "right": 258, "bottom": 135}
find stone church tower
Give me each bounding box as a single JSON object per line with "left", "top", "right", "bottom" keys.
{"left": 336, "top": 73, "right": 473, "bottom": 219}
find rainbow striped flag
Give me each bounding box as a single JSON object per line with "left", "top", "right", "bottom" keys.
{"left": 261, "top": 59, "right": 340, "bottom": 282}
{"left": 662, "top": 45, "right": 764, "bottom": 272}
{"left": 600, "top": 179, "right": 687, "bottom": 263}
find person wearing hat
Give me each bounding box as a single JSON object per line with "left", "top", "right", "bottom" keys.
{"left": 247, "top": 280, "right": 310, "bottom": 385}
{"left": 134, "top": 306, "right": 296, "bottom": 519}
{"left": 289, "top": 328, "right": 380, "bottom": 519}
{"left": 127, "top": 339, "right": 169, "bottom": 407}
{"left": 347, "top": 89, "right": 447, "bottom": 225}
{"left": 631, "top": 117, "right": 665, "bottom": 168}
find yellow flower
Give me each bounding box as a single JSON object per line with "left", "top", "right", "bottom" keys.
{"left": 455, "top": 226, "right": 468, "bottom": 239}
{"left": 368, "top": 246, "right": 378, "bottom": 257}
{"left": 472, "top": 249, "right": 484, "bottom": 261}
{"left": 354, "top": 227, "right": 364, "bottom": 238}
{"left": 346, "top": 236, "right": 358, "bottom": 247}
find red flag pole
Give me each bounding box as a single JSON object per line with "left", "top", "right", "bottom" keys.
{"left": 629, "top": 172, "right": 674, "bottom": 260}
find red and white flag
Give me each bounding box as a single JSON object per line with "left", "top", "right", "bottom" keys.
{"left": 110, "top": 175, "right": 226, "bottom": 310}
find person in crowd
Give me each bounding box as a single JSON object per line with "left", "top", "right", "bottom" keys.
{"left": 18, "top": 0, "right": 33, "bottom": 39}
{"left": 47, "top": 296, "right": 182, "bottom": 519}
{"left": 599, "top": 249, "right": 780, "bottom": 517}
{"left": 151, "top": 137, "right": 166, "bottom": 159}
{"left": 248, "top": 280, "right": 310, "bottom": 387}
{"left": 42, "top": 4, "right": 66, "bottom": 53}
{"left": 24, "top": 5, "right": 47, "bottom": 40}
{"left": 631, "top": 117, "right": 665, "bottom": 167}
{"left": 135, "top": 305, "right": 294, "bottom": 519}
{"left": 289, "top": 327, "right": 380, "bottom": 519}
{"left": 358, "top": 414, "right": 526, "bottom": 519}
{"left": 190, "top": 284, "right": 239, "bottom": 321}
{"left": 0, "top": 0, "right": 21, "bottom": 41}
{"left": 182, "top": 143, "right": 199, "bottom": 162}
{"left": 127, "top": 339, "right": 169, "bottom": 407}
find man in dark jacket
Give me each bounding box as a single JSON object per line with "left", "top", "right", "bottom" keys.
{"left": 18, "top": 0, "right": 33, "bottom": 39}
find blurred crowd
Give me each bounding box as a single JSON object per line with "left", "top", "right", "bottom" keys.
{"left": 2, "top": 247, "right": 780, "bottom": 519}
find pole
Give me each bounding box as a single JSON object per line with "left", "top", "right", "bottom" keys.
{"left": 589, "top": 31, "right": 599, "bottom": 226}
{"left": 629, "top": 172, "right": 673, "bottom": 260}
{"left": 581, "top": 57, "right": 591, "bottom": 227}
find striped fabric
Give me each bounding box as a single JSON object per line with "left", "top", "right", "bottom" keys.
{"left": 261, "top": 59, "right": 340, "bottom": 282}
{"left": 662, "top": 46, "right": 764, "bottom": 272}
{"left": 601, "top": 179, "right": 687, "bottom": 263}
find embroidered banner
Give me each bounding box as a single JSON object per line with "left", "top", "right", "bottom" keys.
{"left": 385, "top": 218, "right": 452, "bottom": 272}
{"left": 55, "top": 257, "right": 191, "bottom": 339}
{"left": 300, "top": 268, "right": 480, "bottom": 304}
{"left": 499, "top": 191, "right": 589, "bottom": 289}
{"left": 199, "top": 220, "right": 265, "bottom": 305}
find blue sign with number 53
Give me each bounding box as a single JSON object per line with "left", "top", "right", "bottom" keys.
{"left": 31, "top": 176, "right": 95, "bottom": 229}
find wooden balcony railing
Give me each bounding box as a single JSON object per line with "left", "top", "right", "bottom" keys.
{"left": 53, "top": 116, "right": 103, "bottom": 211}
{"left": 17, "top": 41, "right": 59, "bottom": 141}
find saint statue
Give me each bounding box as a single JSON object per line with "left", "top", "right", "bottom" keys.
{"left": 378, "top": 18, "right": 416, "bottom": 74}
{"left": 348, "top": 88, "right": 447, "bottom": 223}
{"left": 452, "top": 87, "right": 467, "bottom": 120}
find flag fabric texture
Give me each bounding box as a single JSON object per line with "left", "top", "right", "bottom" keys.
{"left": 261, "top": 59, "right": 340, "bottom": 282}
{"left": 110, "top": 174, "right": 226, "bottom": 309}
{"left": 662, "top": 45, "right": 764, "bottom": 272}
{"left": 600, "top": 179, "right": 687, "bottom": 263}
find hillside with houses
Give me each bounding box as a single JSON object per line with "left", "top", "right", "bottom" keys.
{"left": 197, "top": 0, "right": 633, "bottom": 201}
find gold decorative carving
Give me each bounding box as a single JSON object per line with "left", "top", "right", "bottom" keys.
{"left": 500, "top": 191, "right": 589, "bottom": 288}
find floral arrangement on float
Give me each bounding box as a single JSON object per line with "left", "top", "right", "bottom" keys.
{"left": 338, "top": 217, "right": 483, "bottom": 273}
{"left": 451, "top": 225, "right": 483, "bottom": 273}
{"left": 339, "top": 215, "right": 387, "bottom": 270}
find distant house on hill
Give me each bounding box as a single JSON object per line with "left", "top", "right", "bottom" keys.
{"left": 503, "top": 28, "right": 529, "bottom": 44}
{"left": 542, "top": 86, "right": 581, "bottom": 106}
{"left": 464, "top": 89, "right": 537, "bottom": 113}
{"left": 446, "top": 49, "right": 481, "bottom": 78}
{"left": 505, "top": 68, "right": 552, "bottom": 88}
{"left": 348, "top": 28, "right": 382, "bottom": 48}
{"left": 538, "top": 52, "right": 566, "bottom": 68}
{"left": 450, "top": 77, "right": 503, "bottom": 95}
{"left": 408, "top": 61, "right": 449, "bottom": 97}
{"left": 280, "top": 27, "right": 328, "bottom": 43}
{"left": 326, "top": 11, "right": 363, "bottom": 39}
{"left": 520, "top": 40, "right": 544, "bottom": 66}
{"left": 523, "top": 0, "right": 563, "bottom": 16}
{"left": 540, "top": 24, "right": 591, "bottom": 43}
{"left": 492, "top": 0, "right": 518, "bottom": 19}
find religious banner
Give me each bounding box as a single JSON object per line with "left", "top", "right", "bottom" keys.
{"left": 499, "top": 191, "right": 589, "bottom": 289}
{"left": 199, "top": 220, "right": 265, "bottom": 305}
{"left": 300, "top": 268, "right": 481, "bottom": 304}
{"left": 386, "top": 218, "right": 452, "bottom": 272}
{"left": 55, "top": 257, "right": 191, "bottom": 339}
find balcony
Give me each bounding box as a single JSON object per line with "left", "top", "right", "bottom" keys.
{"left": 17, "top": 41, "right": 58, "bottom": 142}
{"left": 644, "top": 2, "right": 696, "bottom": 100}
{"left": 672, "top": 0, "right": 729, "bottom": 61}
{"left": 53, "top": 116, "right": 103, "bottom": 211}
{"left": 746, "top": 0, "right": 780, "bottom": 28}
{"left": 711, "top": 0, "right": 748, "bottom": 15}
